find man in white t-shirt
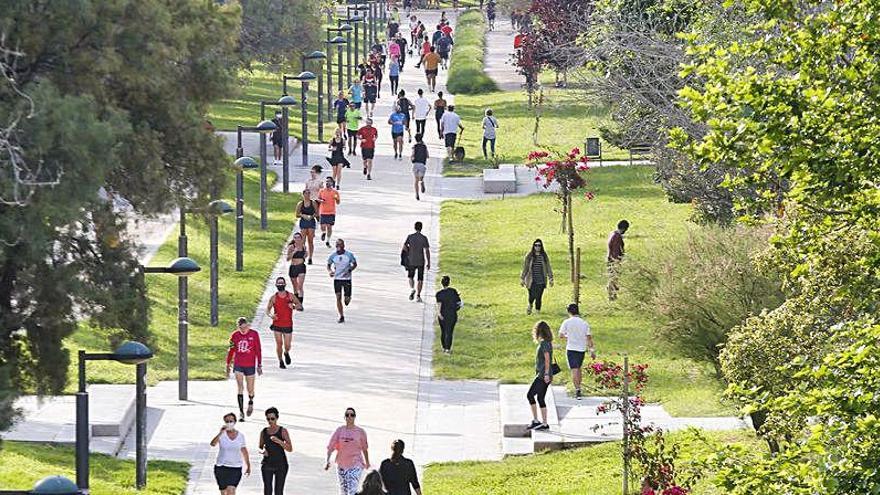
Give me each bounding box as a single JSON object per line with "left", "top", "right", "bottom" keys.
{"left": 439, "top": 105, "right": 463, "bottom": 160}
{"left": 558, "top": 303, "right": 596, "bottom": 400}
{"left": 413, "top": 88, "right": 432, "bottom": 138}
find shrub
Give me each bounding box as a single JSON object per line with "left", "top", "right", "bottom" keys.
{"left": 623, "top": 225, "right": 784, "bottom": 373}
{"left": 446, "top": 10, "right": 499, "bottom": 95}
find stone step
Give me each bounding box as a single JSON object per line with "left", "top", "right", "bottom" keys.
{"left": 482, "top": 167, "right": 517, "bottom": 193}
{"left": 501, "top": 436, "right": 533, "bottom": 456}
{"left": 499, "top": 384, "right": 559, "bottom": 438}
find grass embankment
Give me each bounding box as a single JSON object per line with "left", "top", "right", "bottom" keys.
{"left": 445, "top": 87, "right": 630, "bottom": 176}
{"left": 435, "top": 166, "right": 729, "bottom": 416}
{"left": 0, "top": 442, "right": 189, "bottom": 495}
{"left": 424, "top": 429, "right": 762, "bottom": 494}
{"left": 446, "top": 10, "right": 498, "bottom": 95}
{"left": 66, "top": 172, "right": 298, "bottom": 385}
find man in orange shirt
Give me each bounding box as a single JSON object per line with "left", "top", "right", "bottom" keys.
{"left": 318, "top": 177, "right": 341, "bottom": 248}
{"left": 423, "top": 47, "right": 442, "bottom": 92}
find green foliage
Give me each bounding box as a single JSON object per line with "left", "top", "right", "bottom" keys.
{"left": 446, "top": 10, "right": 499, "bottom": 95}
{"left": 624, "top": 225, "right": 784, "bottom": 372}
{"left": 237, "top": 0, "right": 324, "bottom": 69}
{"left": 0, "top": 441, "right": 189, "bottom": 495}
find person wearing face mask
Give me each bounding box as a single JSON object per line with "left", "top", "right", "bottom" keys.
{"left": 325, "top": 407, "right": 370, "bottom": 495}
{"left": 226, "top": 317, "right": 263, "bottom": 421}
{"left": 520, "top": 239, "right": 554, "bottom": 315}
{"left": 211, "top": 412, "right": 251, "bottom": 495}
{"left": 327, "top": 238, "right": 357, "bottom": 324}
{"left": 259, "top": 407, "right": 292, "bottom": 495}
{"left": 266, "top": 276, "right": 301, "bottom": 369}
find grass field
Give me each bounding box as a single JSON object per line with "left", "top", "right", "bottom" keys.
{"left": 65, "top": 172, "right": 298, "bottom": 386}
{"left": 444, "top": 87, "right": 630, "bottom": 176}
{"left": 423, "top": 429, "right": 761, "bottom": 495}
{"left": 446, "top": 10, "right": 498, "bottom": 95}
{"left": 435, "top": 166, "right": 729, "bottom": 416}
{"left": 0, "top": 442, "right": 189, "bottom": 495}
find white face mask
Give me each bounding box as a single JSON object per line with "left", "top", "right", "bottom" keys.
{"left": 225, "top": 421, "right": 236, "bottom": 431}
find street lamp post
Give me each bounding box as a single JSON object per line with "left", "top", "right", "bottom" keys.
{"left": 302, "top": 51, "right": 328, "bottom": 142}
{"left": 234, "top": 121, "right": 276, "bottom": 271}
{"left": 258, "top": 96, "right": 296, "bottom": 227}
{"left": 76, "top": 341, "right": 156, "bottom": 492}
{"left": 342, "top": 20, "right": 353, "bottom": 86}
{"left": 356, "top": 5, "right": 370, "bottom": 59}
{"left": 349, "top": 14, "right": 363, "bottom": 73}
{"left": 202, "top": 200, "right": 234, "bottom": 326}
{"left": 326, "top": 24, "right": 352, "bottom": 117}
{"left": 0, "top": 475, "right": 83, "bottom": 495}
{"left": 290, "top": 71, "right": 317, "bottom": 166}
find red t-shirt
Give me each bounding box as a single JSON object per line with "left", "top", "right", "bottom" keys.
{"left": 441, "top": 25, "right": 453, "bottom": 36}
{"left": 421, "top": 41, "right": 431, "bottom": 55}
{"left": 226, "top": 329, "right": 262, "bottom": 367}
{"left": 272, "top": 291, "right": 294, "bottom": 327}
{"left": 357, "top": 126, "right": 378, "bottom": 149}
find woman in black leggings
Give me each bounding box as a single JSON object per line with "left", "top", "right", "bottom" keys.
{"left": 520, "top": 239, "right": 554, "bottom": 315}
{"left": 526, "top": 321, "right": 554, "bottom": 431}
{"left": 259, "top": 407, "right": 292, "bottom": 495}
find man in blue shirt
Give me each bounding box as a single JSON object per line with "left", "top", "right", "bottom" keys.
{"left": 327, "top": 239, "right": 357, "bottom": 323}
{"left": 388, "top": 106, "right": 407, "bottom": 159}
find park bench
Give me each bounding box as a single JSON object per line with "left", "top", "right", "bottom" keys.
{"left": 627, "top": 143, "right": 652, "bottom": 166}
{"left": 483, "top": 164, "right": 517, "bottom": 193}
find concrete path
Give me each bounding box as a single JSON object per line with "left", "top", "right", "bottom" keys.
{"left": 484, "top": 18, "right": 523, "bottom": 91}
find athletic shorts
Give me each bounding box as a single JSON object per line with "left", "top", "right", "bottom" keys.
{"left": 362, "top": 147, "right": 375, "bottom": 159}
{"left": 353, "top": 102, "right": 362, "bottom": 109}
{"left": 299, "top": 218, "right": 316, "bottom": 230}
{"left": 406, "top": 264, "right": 425, "bottom": 281}
{"left": 439, "top": 51, "right": 449, "bottom": 60}
{"left": 233, "top": 365, "right": 256, "bottom": 376}
{"left": 270, "top": 325, "right": 293, "bottom": 334}
{"left": 392, "top": 131, "right": 404, "bottom": 139}
{"left": 320, "top": 214, "right": 336, "bottom": 225}
{"left": 347, "top": 129, "right": 358, "bottom": 137}
{"left": 412, "top": 162, "right": 426, "bottom": 178}
{"left": 214, "top": 466, "right": 243, "bottom": 490}
{"left": 289, "top": 263, "right": 306, "bottom": 277}
{"left": 444, "top": 133, "right": 457, "bottom": 148}
{"left": 425, "top": 69, "right": 438, "bottom": 76}
{"left": 567, "top": 350, "right": 586, "bottom": 369}
{"left": 333, "top": 279, "right": 353, "bottom": 297}
{"left": 336, "top": 116, "right": 346, "bottom": 124}
{"left": 365, "top": 92, "right": 377, "bottom": 103}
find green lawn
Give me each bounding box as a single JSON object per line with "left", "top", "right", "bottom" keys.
{"left": 445, "top": 87, "right": 629, "bottom": 176}
{"left": 446, "top": 10, "right": 498, "bottom": 95}
{"left": 435, "top": 166, "right": 729, "bottom": 416}
{"left": 0, "top": 442, "right": 189, "bottom": 495}
{"left": 424, "top": 429, "right": 761, "bottom": 495}
{"left": 65, "top": 172, "right": 298, "bottom": 386}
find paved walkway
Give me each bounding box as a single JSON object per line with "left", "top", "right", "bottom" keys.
{"left": 484, "top": 18, "right": 522, "bottom": 91}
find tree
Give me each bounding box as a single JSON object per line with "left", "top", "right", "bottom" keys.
{"left": 0, "top": 0, "right": 240, "bottom": 431}
{"left": 237, "top": 0, "right": 324, "bottom": 69}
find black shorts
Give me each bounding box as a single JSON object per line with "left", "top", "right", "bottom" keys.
{"left": 347, "top": 129, "right": 358, "bottom": 137}
{"left": 439, "top": 51, "right": 449, "bottom": 60}
{"left": 567, "top": 350, "right": 586, "bottom": 369}
{"left": 272, "top": 137, "right": 284, "bottom": 147}
{"left": 365, "top": 92, "right": 377, "bottom": 103}
{"left": 444, "top": 133, "right": 457, "bottom": 147}
{"left": 270, "top": 325, "right": 293, "bottom": 334}
{"left": 425, "top": 69, "right": 438, "bottom": 76}
{"left": 289, "top": 263, "right": 306, "bottom": 278}
{"left": 362, "top": 147, "right": 375, "bottom": 159}
{"left": 233, "top": 365, "right": 255, "bottom": 376}
{"left": 336, "top": 116, "right": 346, "bottom": 124}
{"left": 406, "top": 264, "right": 425, "bottom": 281}
{"left": 392, "top": 131, "right": 404, "bottom": 139}
{"left": 333, "top": 279, "right": 352, "bottom": 297}
{"left": 214, "top": 466, "right": 243, "bottom": 490}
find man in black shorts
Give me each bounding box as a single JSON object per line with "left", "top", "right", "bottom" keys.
{"left": 396, "top": 90, "right": 414, "bottom": 143}
{"left": 327, "top": 239, "right": 357, "bottom": 323}
{"left": 402, "top": 221, "right": 431, "bottom": 302}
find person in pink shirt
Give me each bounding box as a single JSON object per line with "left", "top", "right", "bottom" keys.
{"left": 388, "top": 37, "right": 401, "bottom": 60}
{"left": 325, "top": 407, "right": 370, "bottom": 495}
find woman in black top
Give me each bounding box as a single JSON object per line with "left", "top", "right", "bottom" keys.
{"left": 327, "top": 128, "right": 351, "bottom": 189}
{"left": 435, "top": 276, "right": 461, "bottom": 354}
{"left": 259, "top": 407, "right": 292, "bottom": 495}
{"left": 379, "top": 439, "right": 421, "bottom": 495}
{"left": 410, "top": 133, "right": 429, "bottom": 200}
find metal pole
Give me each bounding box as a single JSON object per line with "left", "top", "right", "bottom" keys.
{"left": 282, "top": 80, "right": 290, "bottom": 193}
{"left": 259, "top": 103, "right": 268, "bottom": 230}
{"left": 317, "top": 61, "right": 324, "bottom": 142}
{"left": 75, "top": 351, "right": 89, "bottom": 492}
{"left": 346, "top": 31, "right": 352, "bottom": 87}
{"left": 178, "top": 209, "right": 189, "bottom": 399}
{"left": 209, "top": 214, "right": 219, "bottom": 327}
{"left": 363, "top": 16, "right": 369, "bottom": 60}
{"left": 235, "top": 128, "right": 244, "bottom": 272}
{"left": 301, "top": 82, "right": 309, "bottom": 166}
{"left": 623, "top": 355, "right": 630, "bottom": 495}
{"left": 354, "top": 23, "right": 360, "bottom": 72}
{"left": 326, "top": 35, "right": 334, "bottom": 121}
{"left": 337, "top": 45, "right": 344, "bottom": 92}
{"left": 135, "top": 362, "right": 147, "bottom": 489}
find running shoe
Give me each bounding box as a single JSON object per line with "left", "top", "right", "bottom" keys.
{"left": 308, "top": 258, "right": 313, "bottom": 265}
{"left": 338, "top": 316, "right": 345, "bottom": 323}
{"left": 417, "top": 296, "right": 423, "bottom": 303}
{"left": 326, "top": 241, "right": 331, "bottom": 248}
{"left": 575, "top": 389, "right": 583, "bottom": 400}
{"left": 284, "top": 352, "right": 291, "bottom": 365}
{"left": 280, "top": 361, "right": 286, "bottom": 369}
{"left": 321, "top": 233, "right": 326, "bottom": 241}
{"left": 363, "top": 166, "right": 367, "bottom": 175}
{"left": 526, "top": 420, "right": 541, "bottom": 430}
{"left": 409, "top": 290, "right": 415, "bottom": 300}
{"left": 421, "top": 181, "right": 426, "bottom": 193}
{"left": 246, "top": 402, "right": 254, "bottom": 417}
{"left": 534, "top": 423, "right": 550, "bottom": 431}
{"left": 367, "top": 174, "right": 372, "bottom": 180}
{"left": 240, "top": 414, "right": 246, "bottom": 422}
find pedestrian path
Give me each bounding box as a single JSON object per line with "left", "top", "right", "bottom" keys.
{"left": 484, "top": 18, "right": 522, "bottom": 91}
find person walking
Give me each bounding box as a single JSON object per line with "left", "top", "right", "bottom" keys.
{"left": 271, "top": 110, "right": 284, "bottom": 164}
{"left": 396, "top": 90, "right": 413, "bottom": 143}
{"left": 422, "top": 47, "right": 441, "bottom": 92}
{"left": 379, "top": 440, "right": 421, "bottom": 495}
{"left": 436, "top": 31, "right": 452, "bottom": 70}
{"left": 558, "top": 303, "right": 596, "bottom": 399}
{"left": 295, "top": 189, "right": 318, "bottom": 264}
{"left": 211, "top": 412, "right": 251, "bottom": 495}
{"left": 334, "top": 91, "right": 351, "bottom": 132}
{"left": 439, "top": 105, "right": 463, "bottom": 161}
{"left": 402, "top": 221, "right": 430, "bottom": 302}
{"left": 363, "top": 68, "right": 378, "bottom": 116}
{"left": 226, "top": 317, "right": 262, "bottom": 421}
{"left": 389, "top": 105, "right": 407, "bottom": 160}
{"left": 327, "top": 129, "right": 350, "bottom": 189}
{"left": 325, "top": 407, "right": 371, "bottom": 495}
{"left": 286, "top": 232, "right": 308, "bottom": 301}
{"left": 346, "top": 102, "right": 362, "bottom": 155}
{"left": 607, "top": 219, "right": 629, "bottom": 301}
{"left": 433, "top": 92, "right": 447, "bottom": 139}
{"left": 259, "top": 407, "right": 292, "bottom": 495}
{"left": 318, "top": 177, "right": 341, "bottom": 248}
{"left": 410, "top": 133, "right": 428, "bottom": 200}
{"left": 413, "top": 89, "right": 431, "bottom": 137}
{"left": 481, "top": 109, "right": 499, "bottom": 159}
{"left": 357, "top": 118, "right": 379, "bottom": 180}
{"left": 435, "top": 276, "right": 461, "bottom": 354}
{"left": 388, "top": 55, "right": 401, "bottom": 95}
{"left": 520, "top": 239, "right": 553, "bottom": 315}
{"left": 267, "top": 276, "right": 300, "bottom": 369}
{"left": 327, "top": 239, "right": 357, "bottom": 323}
{"left": 356, "top": 471, "right": 386, "bottom": 495}
{"left": 395, "top": 34, "right": 408, "bottom": 69}
{"left": 526, "top": 321, "right": 555, "bottom": 431}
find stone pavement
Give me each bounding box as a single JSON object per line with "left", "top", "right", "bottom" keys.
{"left": 484, "top": 18, "right": 523, "bottom": 91}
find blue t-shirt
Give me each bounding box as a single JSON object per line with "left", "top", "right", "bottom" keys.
{"left": 389, "top": 60, "right": 400, "bottom": 77}
{"left": 390, "top": 112, "right": 405, "bottom": 134}
{"left": 350, "top": 85, "right": 363, "bottom": 103}
{"left": 327, "top": 250, "right": 357, "bottom": 280}
{"left": 334, "top": 98, "right": 349, "bottom": 119}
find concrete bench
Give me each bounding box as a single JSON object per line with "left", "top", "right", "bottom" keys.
{"left": 483, "top": 166, "right": 517, "bottom": 193}
{"left": 499, "top": 384, "right": 559, "bottom": 437}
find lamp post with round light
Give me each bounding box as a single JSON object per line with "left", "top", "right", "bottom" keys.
{"left": 347, "top": 13, "right": 363, "bottom": 77}
{"left": 325, "top": 34, "right": 349, "bottom": 120}
{"left": 257, "top": 96, "right": 297, "bottom": 226}
{"left": 290, "top": 71, "right": 317, "bottom": 166}
{"left": 301, "top": 51, "right": 328, "bottom": 142}
{"left": 0, "top": 475, "right": 83, "bottom": 495}
{"left": 234, "top": 120, "right": 276, "bottom": 271}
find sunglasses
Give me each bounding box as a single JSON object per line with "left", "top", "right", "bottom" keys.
{"left": 345, "top": 413, "right": 356, "bottom": 418}
{"left": 266, "top": 416, "right": 277, "bottom": 421}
